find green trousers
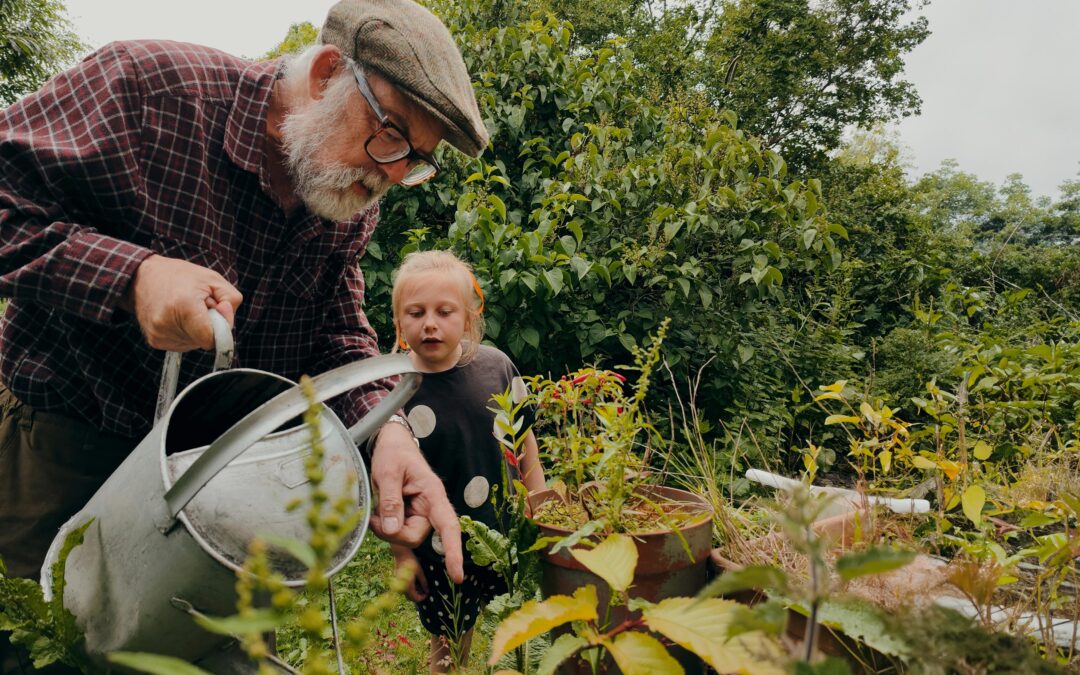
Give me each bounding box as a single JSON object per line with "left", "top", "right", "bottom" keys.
{"left": 0, "top": 385, "right": 134, "bottom": 674}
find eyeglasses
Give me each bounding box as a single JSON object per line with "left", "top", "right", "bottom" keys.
{"left": 349, "top": 62, "right": 440, "bottom": 187}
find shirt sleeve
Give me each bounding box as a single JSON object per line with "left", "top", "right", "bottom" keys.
{"left": 0, "top": 42, "right": 155, "bottom": 324}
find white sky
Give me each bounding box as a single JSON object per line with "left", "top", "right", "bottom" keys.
{"left": 893, "top": 0, "right": 1080, "bottom": 200}
{"left": 64, "top": 0, "right": 1080, "bottom": 201}
{"left": 64, "top": 0, "right": 338, "bottom": 60}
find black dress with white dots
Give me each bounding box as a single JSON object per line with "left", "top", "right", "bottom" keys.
{"left": 404, "top": 344, "right": 534, "bottom": 637}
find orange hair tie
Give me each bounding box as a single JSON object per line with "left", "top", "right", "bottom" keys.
{"left": 469, "top": 273, "right": 485, "bottom": 314}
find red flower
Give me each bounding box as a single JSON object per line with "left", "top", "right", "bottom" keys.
{"left": 397, "top": 635, "right": 412, "bottom": 648}
{"left": 571, "top": 373, "right": 590, "bottom": 385}
{"left": 610, "top": 372, "right": 627, "bottom": 383}
{"left": 503, "top": 448, "right": 519, "bottom": 467}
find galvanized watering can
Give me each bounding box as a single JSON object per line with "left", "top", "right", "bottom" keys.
{"left": 40, "top": 309, "right": 419, "bottom": 666}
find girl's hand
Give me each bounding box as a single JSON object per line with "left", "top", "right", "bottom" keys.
{"left": 391, "top": 545, "right": 430, "bottom": 602}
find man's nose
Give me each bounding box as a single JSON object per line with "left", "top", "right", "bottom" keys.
{"left": 380, "top": 158, "right": 411, "bottom": 185}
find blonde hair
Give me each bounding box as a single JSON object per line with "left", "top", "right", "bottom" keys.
{"left": 391, "top": 250, "right": 486, "bottom": 364}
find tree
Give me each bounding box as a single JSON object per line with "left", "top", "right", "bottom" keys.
{"left": 0, "top": 0, "right": 85, "bottom": 105}
{"left": 259, "top": 22, "right": 319, "bottom": 61}
{"left": 537, "top": 0, "right": 929, "bottom": 172}
{"left": 698, "top": 0, "right": 929, "bottom": 171}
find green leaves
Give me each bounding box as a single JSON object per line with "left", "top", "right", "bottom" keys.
{"left": 698, "top": 564, "right": 789, "bottom": 598}
{"left": 461, "top": 515, "right": 513, "bottom": 575}
{"left": 835, "top": 547, "right": 915, "bottom": 581}
{"left": 0, "top": 519, "right": 94, "bottom": 671}
{"left": 192, "top": 609, "right": 284, "bottom": 637}
{"left": 108, "top": 652, "right": 213, "bottom": 675}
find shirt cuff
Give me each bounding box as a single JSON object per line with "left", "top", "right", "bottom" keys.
{"left": 51, "top": 230, "right": 155, "bottom": 324}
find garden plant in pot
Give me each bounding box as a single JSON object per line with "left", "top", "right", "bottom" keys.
{"left": 492, "top": 320, "right": 769, "bottom": 673}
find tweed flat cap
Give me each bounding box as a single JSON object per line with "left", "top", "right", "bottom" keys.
{"left": 320, "top": 0, "right": 489, "bottom": 157}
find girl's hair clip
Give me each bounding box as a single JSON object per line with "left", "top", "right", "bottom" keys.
{"left": 470, "top": 273, "right": 485, "bottom": 314}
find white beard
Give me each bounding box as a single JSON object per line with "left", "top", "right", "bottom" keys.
{"left": 279, "top": 75, "right": 393, "bottom": 221}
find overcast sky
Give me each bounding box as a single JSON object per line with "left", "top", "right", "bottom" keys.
{"left": 894, "top": 0, "right": 1080, "bottom": 201}
{"left": 64, "top": 0, "right": 1080, "bottom": 201}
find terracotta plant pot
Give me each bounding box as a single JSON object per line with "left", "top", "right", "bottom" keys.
{"left": 528, "top": 485, "right": 714, "bottom": 674}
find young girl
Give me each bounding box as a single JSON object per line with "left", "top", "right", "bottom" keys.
{"left": 389, "top": 250, "right": 545, "bottom": 673}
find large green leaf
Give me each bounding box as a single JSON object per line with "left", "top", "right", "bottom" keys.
{"left": 108, "top": 652, "right": 214, "bottom": 675}
{"left": 642, "top": 597, "right": 785, "bottom": 674}
{"left": 786, "top": 596, "right": 909, "bottom": 657}
{"left": 193, "top": 608, "right": 285, "bottom": 636}
{"left": 543, "top": 519, "right": 605, "bottom": 555}
{"left": 488, "top": 585, "right": 598, "bottom": 663}
{"left": 697, "top": 564, "right": 789, "bottom": 598}
{"left": 835, "top": 547, "right": 915, "bottom": 582}
{"left": 569, "top": 533, "right": 637, "bottom": 592}
{"left": 604, "top": 631, "right": 683, "bottom": 675}
{"left": 461, "top": 515, "right": 512, "bottom": 574}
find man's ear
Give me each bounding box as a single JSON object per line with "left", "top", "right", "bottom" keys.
{"left": 307, "top": 44, "right": 344, "bottom": 102}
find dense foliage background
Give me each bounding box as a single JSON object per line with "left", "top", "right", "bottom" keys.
{"left": 3, "top": 0, "right": 1077, "bottom": 482}
{"left": 360, "top": 0, "right": 1080, "bottom": 482}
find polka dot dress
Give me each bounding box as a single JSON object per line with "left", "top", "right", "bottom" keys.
{"left": 414, "top": 557, "right": 507, "bottom": 637}
{"left": 401, "top": 345, "right": 533, "bottom": 638}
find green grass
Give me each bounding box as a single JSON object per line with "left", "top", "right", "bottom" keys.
{"left": 277, "top": 536, "right": 496, "bottom": 674}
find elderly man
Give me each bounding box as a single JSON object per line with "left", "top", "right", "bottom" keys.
{"left": 0, "top": 0, "right": 484, "bottom": 670}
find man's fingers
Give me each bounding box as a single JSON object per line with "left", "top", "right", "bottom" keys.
{"left": 425, "top": 494, "right": 464, "bottom": 584}
{"left": 373, "top": 464, "right": 405, "bottom": 536}
{"left": 208, "top": 284, "right": 243, "bottom": 326}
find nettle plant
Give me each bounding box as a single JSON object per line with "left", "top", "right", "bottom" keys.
{"left": 526, "top": 319, "right": 690, "bottom": 538}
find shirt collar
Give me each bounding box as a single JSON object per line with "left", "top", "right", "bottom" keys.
{"left": 224, "top": 58, "right": 281, "bottom": 178}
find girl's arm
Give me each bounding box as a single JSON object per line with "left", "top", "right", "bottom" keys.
{"left": 519, "top": 430, "right": 546, "bottom": 493}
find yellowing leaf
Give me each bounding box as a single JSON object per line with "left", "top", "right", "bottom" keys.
{"left": 537, "top": 634, "right": 588, "bottom": 675}
{"left": 973, "top": 440, "right": 992, "bottom": 461}
{"left": 642, "top": 598, "right": 785, "bottom": 675}
{"left": 937, "top": 460, "right": 961, "bottom": 481}
{"left": 878, "top": 450, "right": 892, "bottom": 474}
{"left": 821, "top": 380, "right": 847, "bottom": 393}
{"left": 488, "top": 585, "right": 598, "bottom": 663}
{"left": 911, "top": 456, "right": 937, "bottom": 470}
{"left": 824, "top": 414, "right": 861, "bottom": 425}
{"left": 603, "top": 632, "right": 684, "bottom": 675}
{"left": 570, "top": 533, "right": 637, "bottom": 593}
{"left": 962, "top": 485, "right": 986, "bottom": 527}
{"left": 813, "top": 392, "right": 844, "bottom": 402}
{"left": 860, "top": 401, "right": 881, "bottom": 426}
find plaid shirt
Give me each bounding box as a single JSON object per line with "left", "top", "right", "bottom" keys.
{"left": 0, "top": 40, "right": 393, "bottom": 438}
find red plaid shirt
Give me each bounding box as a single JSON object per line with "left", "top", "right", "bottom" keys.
{"left": 0, "top": 40, "right": 392, "bottom": 438}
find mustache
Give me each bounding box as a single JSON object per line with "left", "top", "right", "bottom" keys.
{"left": 299, "top": 162, "right": 393, "bottom": 196}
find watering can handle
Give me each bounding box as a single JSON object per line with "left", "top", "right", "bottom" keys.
{"left": 161, "top": 353, "right": 420, "bottom": 524}
{"left": 154, "top": 308, "right": 235, "bottom": 425}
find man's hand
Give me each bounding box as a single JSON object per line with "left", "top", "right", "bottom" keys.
{"left": 126, "top": 254, "right": 244, "bottom": 350}
{"left": 390, "top": 545, "right": 429, "bottom": 602}
{"left": 369, "top": 423, "right": 464, "bottom": 584}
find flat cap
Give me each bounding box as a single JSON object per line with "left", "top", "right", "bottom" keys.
{"left": 320, "top": 0, "right": 489, "bottom": 157}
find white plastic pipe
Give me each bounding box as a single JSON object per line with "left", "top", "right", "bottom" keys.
{"left": 745, "top": 469, "right": 931, "bottom": 515}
